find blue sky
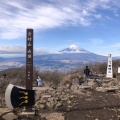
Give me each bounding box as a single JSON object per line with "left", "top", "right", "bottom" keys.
{"left": 0, "top": 0, "right": 120, "bottom": 57}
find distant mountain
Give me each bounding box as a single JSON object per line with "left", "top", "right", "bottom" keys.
{"left": 59, "top": 45, "right": 89, "bottom": 53}
{"left": 0, "top": 45, "right": 119, "bottom": 71}
{"left": 0, "top": 57, "right": 6, "bottom": 62}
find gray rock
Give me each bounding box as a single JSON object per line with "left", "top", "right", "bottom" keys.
{"left": 39, "top": 104, "right": 46, "bottom": 109}
{"left": 42, "top": 95, "right": 52, "bottom": 98}
{"left": 40, "top": 112, "right": 65, "bottom": 120}
{"left": 46, "top": 101, "right": 54, "bottom": 109}
{"left": 2, "top": 112, "right": 18, "bottom": 120}
{"left": 56, "top": 102, "right": 63, "bottom": 108}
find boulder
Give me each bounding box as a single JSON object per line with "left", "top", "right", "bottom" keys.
{"left": 2, "top": 112, "right": 18, "bottom": 120}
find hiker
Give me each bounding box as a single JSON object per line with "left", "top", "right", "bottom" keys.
{"left": 84, "top": 66, "right": 91, "bottom": 83}
{"left": 78, "top": 76, "right": 84, "bottom": 85}
{"left": 3, "top": 74, "right": 6, "bottom": 79}
{"left": 36, "top": 76, "right": 42, "bottom": 87}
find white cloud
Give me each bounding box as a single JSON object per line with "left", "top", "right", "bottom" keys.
{"left": 91, "top": 39, "right": 104, "bottom": 45}
{"left": 34, "top": 48, "right": 50, "bottom": 55}
{"left": 91, "top": 42, "right": 120, "bottom": 57}
{"left": 0, "top": 0, "right": 119, "bottom": 39}
{"left": 82, "top": 10, "right": 90, "bottom": 16}
{"left": 0, "top": 45, "right": 25, "bottom": 54}
{"left": 0, "top": 45, "right": 49, "bottom": 57}
{"left": 95, "top": 14, "right": 102, "bottom": 19}
{"left": 102, "top": 43, "right": 120, "bottom": 48}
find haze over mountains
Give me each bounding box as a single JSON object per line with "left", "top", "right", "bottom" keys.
{"left": 0, "top": 45, "right": 117, "bottom": 71}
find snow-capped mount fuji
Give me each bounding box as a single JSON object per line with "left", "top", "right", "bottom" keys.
{"left": 0, "top": 44, "right": 109, "bottom": 71}
{"left": 59, "top": 45, "right": 89, "bottom": 53}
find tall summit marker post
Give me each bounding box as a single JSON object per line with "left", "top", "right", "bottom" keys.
{"left": 106, "top": 54, "right": 113, "bottom": 78}
{"left": 26, "top": 29, "right": 33, "bottom": 90}
{"left": 26, "top": 29, "right": 33, "bottom": 111}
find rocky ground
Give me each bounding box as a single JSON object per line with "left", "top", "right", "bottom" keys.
{"left": 0, "top": 77, "right": 120, "bottom": 120}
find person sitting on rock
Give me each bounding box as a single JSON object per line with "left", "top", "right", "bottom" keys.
{"left": 77, "top": 76, "right": 84, "bottom": 85}
{"left": 36, "top": 76, "right": 42, "bottom": 87}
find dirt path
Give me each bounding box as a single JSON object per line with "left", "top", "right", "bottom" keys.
{"left": 65, "top": 90, "right": 120, "bottom": 120}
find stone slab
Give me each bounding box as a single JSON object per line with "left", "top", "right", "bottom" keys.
{"left": 20, "top": 112, "right": 35, "bottom": 115}
{"left": 96, "top": 86, "right": 119, "bottom": 92}
{"left": 79, "top": 85, "right": 91, "bottom": 89}
{"left": 0, "top": 108, "right": 11, "bottom": 116}
{"left": 33, "top": 87, "right": 53, "bottom": 91}
{"left": 40, "top": 112, "right": 65, "bottom": 120}
{"left": 104, "top": 87, "right": 119, "bottom": 91}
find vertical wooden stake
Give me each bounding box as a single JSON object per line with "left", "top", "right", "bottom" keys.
{"left": 26, "top": 29, "right": 33, "bottom": 111}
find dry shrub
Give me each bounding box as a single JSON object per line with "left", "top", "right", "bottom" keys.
{"left": 60, "top": 74, "right": 72, "bottom": 85}
{"left": 0, "top": 66, "right": 39, "bottom": 88}
{"left": 0, "top": 67, "right": 26, "bottom": 80}
{"left": 38, "top": 70, "right": 64, "bottom": 87}
{"left": 0, "top": 78, "right": 9, "bottom": 91}
{"left": 0, "top": 66, "right": 64, "bottom": 88}
{"left": 61, "top": 73, "right": 79, "bottom": 85}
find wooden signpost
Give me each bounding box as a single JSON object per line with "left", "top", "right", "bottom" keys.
{"left": 26, "top": 29, "right": 33, "bottom": 90}
{"left": 26, "top": 29, "right": 33, "bottom": 111}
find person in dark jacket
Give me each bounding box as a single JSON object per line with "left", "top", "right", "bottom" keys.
{"left": 84, "top": 66, "right": 90, "bottom": 83}
{"left": 77, "top": 76, "right": 84, "bottom": 85}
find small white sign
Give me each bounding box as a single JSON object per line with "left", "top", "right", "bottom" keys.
{"left": 118, "top": 67, "right": 120, "bottom": 73}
